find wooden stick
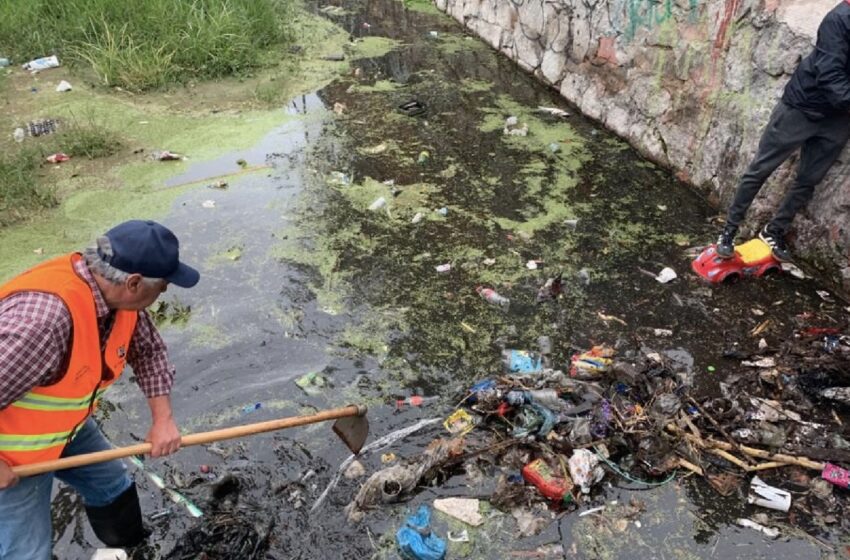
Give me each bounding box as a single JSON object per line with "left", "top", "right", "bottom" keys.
{"left": 677, "top": 457, "right": 704, "bottom": 476}
{"left": 13, "top": 405, "right": 366, "bottom": 478}
{"left": 687, "top": 397, "right": 753, "bottom": 464}
{"left": 708, "top": 448, "right": 750, "bottom": 470}
{"left": 748, "top": 461, "right": 792, "bottom": 471}
{"left": 666, "top": 424, "right": 824, "bottom": 471}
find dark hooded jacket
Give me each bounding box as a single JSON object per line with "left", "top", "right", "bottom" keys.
{"left": 783, "top": 0, "right": 850, "bottom": 118}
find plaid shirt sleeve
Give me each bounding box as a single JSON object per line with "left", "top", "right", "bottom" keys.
{"left": 0, "top": 293, "right": 72, "bottom": 410}
{"left": 127, "top": 310, "right": 175, "bottom": 398}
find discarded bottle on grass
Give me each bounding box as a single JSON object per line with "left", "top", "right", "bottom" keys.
{"left": 22, "top": 55, "right": 59, "bottom": 72}
{"left": 476, "top": 286, "right": 509, "bottom": 308}
{"left": 396, "top": 395, "right": 439, "bottom": 409}
{"left": 0, "top": 58, "right": 9, "bottom": 68}
{"left": 522, "top": 458, "right": 574, "bottom": 504}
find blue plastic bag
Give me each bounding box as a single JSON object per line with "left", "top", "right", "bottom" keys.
{"left": 502, "top": 350, "right": 543, "bottom": 374}
{"left": 396, "top": 506, "right": 446, "bottom": 560}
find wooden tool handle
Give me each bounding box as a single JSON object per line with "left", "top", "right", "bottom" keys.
{"left": 12, "top": 404, "right": 366, "bottom": 477}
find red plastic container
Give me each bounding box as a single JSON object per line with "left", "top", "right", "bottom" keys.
{"left": 522, "top": 458, "right": 574, "bottom": 504}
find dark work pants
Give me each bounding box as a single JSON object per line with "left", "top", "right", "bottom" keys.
{"left": 726, "top": 100, "right": 850, "bottom": 233}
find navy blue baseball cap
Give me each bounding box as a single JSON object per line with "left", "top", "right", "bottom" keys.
{"left": 101, "top": 220, "right": 200, "bottom": 288}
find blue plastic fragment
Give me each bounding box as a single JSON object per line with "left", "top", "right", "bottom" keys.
{"left": 505, "top": 350, "right": 543, "bottom": 374}
{"left": 241, "top": 402, "right": 262, "bottom": 414}
{"left": 465, "top": 378, "right": 497, "bottom": 404}
{"left": 396, "top": 506, "right": 446, "bottom": 560}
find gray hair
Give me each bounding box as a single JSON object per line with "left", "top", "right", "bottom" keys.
{"left": 83, "top": 236, "right": 164, "bottom": 286}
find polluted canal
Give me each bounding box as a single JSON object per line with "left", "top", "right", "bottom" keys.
{"left": 43, "top": 1, "right": 849, "bottom": 558}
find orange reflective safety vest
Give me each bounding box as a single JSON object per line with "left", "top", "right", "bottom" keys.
{"left": 0, "top": 254, "right": 137, "bottom": 467}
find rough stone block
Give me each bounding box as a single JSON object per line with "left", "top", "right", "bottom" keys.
{"left": 518, "top": 0, "right": 546, "bottom": 40}
{"left": 515, "top": 27, "right": 544, "bottom": 70}
{"left": 541, "top": 49, "right": 568, "bottom": 84}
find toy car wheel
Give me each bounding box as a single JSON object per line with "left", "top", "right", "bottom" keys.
{"left": 721, "top": 272, "right": 741, "bottom": 284}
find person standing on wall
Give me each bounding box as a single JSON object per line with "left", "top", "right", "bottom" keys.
{"left": 0, "top": 220, "right": 200, "bottom": 559}
{"left": 716, "top": 0, "right": 850, "bottom": 261}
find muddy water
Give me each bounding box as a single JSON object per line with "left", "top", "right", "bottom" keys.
{"left": 50, "top": 1, "right": 846, "bottom": 558}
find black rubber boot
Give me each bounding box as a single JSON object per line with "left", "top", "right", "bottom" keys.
{"left": 85, "top": 484, "right": 149, "bottom": 548}
{"left": 716, "top": 224, "right": 738, "bottom": 259}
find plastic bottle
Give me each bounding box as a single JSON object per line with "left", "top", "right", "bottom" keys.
{"left": 522, "top": 458, "right": 574, "bottom": 504}
{"left": 528, "top": 389, "right": 565, "bottom": 410}
{"left": 12, "top": 128, "right": 25, "bottom": 143}
{"left": 22, "top": 55, "right": 59, "bottom": 72}
{"left": 476, "top": 286, "right": 509, "bottom": 308}
{"left": 396, "top": 395, "right": 439, "bottom": 409}
{"left": 0, "top": 58, "right": 9, "bottom": 68}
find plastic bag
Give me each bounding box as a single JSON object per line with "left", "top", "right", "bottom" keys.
{"left": 396, "top": 506, "right": 446, "bottom": 560}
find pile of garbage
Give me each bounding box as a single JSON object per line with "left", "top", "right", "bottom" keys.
{"left": 344, "top": 319, "right": 850, "bottom": 555}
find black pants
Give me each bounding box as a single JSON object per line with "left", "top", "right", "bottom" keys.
{"left": 725, "top": 101, "right": 850, "bottom": 233}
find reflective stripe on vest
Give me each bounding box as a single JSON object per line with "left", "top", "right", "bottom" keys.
{"left": 0, "top": 429, "right": 75, "bottom": 451}
{"left": 11, "top": 388, "right": 108, "bottom": 411}
{"left": 0, "top": 253, "right": 138, "bottom": 467}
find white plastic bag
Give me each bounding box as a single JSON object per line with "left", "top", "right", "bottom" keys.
{"left": 568, "top": 449, "right": 604, "bottom": 494}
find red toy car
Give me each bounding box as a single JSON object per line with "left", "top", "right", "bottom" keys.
{"left": 692, "top": 239, "right": 781, "bottom": 284}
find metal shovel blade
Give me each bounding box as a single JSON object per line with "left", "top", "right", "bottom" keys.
{"left": 333, "top": 413, "right": 369, "bottom": 454}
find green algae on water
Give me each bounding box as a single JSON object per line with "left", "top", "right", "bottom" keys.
{"left": 350, "top": 79, "right": 405, "bottom": 94}
{"left": 402, "top": 0, "right": 446, "bottom": 16}
{"left": 349, "top": 37, "right": 403, "bottom": 60}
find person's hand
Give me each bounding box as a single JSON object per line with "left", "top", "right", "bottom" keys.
{"left": 145, "top": 416, "right": 182, "bottom": 458}
{"left": 0, "top": 459, "right": 19, "bottom": 489}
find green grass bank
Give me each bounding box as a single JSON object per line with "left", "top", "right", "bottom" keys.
{"left": 0, "top": 0, "right": 297, "bottom": 91}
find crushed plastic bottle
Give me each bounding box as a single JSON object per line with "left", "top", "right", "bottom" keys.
{"left": 476, "top": 286, "right": 509, "bottom": 308}
{"left": 396, "top": 395, "right": 439, "bottom": 409}
{"left": 22, "top": 55, "right": 59, "bottom": 72}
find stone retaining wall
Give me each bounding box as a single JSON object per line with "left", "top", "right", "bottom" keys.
{"left": 436, "top": 0, "right": 850, "bottom": 291}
